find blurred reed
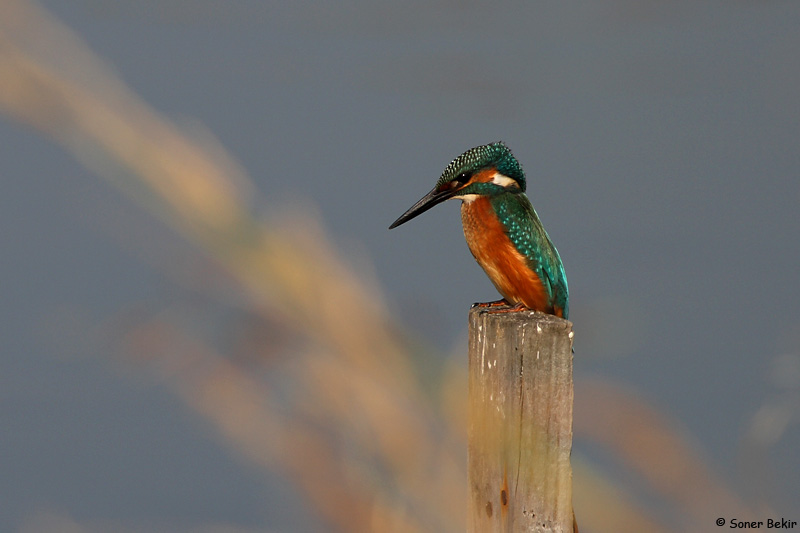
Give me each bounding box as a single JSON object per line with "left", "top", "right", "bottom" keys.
{"left": 0, "top": 1, "right": 780, "bottom": 531}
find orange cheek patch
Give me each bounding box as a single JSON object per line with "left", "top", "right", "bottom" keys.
{"left": 471, "top": 167, "right": 497, "bottom": 183}
{"left": 461, "top": 197, "right": 551, "bottom": 313}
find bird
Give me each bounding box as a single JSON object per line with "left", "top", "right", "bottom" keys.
{"left": 389, "top": 141, "right": 568, "bottom": 319}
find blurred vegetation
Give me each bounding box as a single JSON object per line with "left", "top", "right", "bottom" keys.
{"left": 1, "top": 1, "right": 794, "bottom": 531}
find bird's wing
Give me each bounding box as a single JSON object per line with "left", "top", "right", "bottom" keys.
{"left": 492, "top": 192, "right": 569, "bottom": 318}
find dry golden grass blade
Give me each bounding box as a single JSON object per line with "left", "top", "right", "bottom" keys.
{"left": 0, "top": 3, "right": 754, "bottom": 532}
{"left": 19, "top": 508, "right": 276, "bottom": 533}
{"left": 572, "top": 457, "right": 672, "bottom": 533}
{"left": 298, "top": 349, "right": 467, "bottom": 527}
{"left": 117, "top": 311, "right": 432, "bottom": 533}
{"left": 0, "top": 0, "right": 421, "bottom": 392}
{"left": 0, "top": 2, "right": 460, "bottom": 530}
{"left": 575, "top": 378, "right": 750, "bottom": 530}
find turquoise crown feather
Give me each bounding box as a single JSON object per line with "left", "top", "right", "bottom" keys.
{"left": 436, "top": 141, "right": 526, "bottom": 192}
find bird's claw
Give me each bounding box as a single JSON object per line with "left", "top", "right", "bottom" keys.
{"left": 473, "top": 300, "right": 529, "bottom": 314}
{"left": 472, "top": 299, "right": 510, "bottom": 309}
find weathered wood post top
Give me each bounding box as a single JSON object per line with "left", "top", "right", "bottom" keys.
{"left": 468, "top": 306, "right": 575, "bottom": 533}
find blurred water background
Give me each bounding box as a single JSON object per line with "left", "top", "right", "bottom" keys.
{"left": 1, "top": 1, "right": 798, "bottom": 531}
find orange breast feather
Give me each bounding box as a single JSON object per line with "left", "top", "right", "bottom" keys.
{"left": 460, "top": 197, "right": 552, "bottom": 313}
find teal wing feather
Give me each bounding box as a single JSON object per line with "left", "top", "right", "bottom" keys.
{"left": 491, "top": 192, "right": 569, "bottom": 318}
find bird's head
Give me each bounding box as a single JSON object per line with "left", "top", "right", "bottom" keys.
{"left": 389, "top": 141, "right": 525, "bottom": 229}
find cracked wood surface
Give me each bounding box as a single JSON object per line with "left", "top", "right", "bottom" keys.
{"left": 468, "top": 307, "right": 575, "bottom": 533}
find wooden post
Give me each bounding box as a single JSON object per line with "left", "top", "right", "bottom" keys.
{"left": 468, "top": 307, "right": 575, "bottom": 533}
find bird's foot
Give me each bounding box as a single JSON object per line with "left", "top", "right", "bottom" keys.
{"left": 484, "top": 302, "right": 528, "bottom": 314}
{"left": 472, "top": 299, "right": 528, "bottom": 314}
{"left": 471, "top": 299, "right": 510, "bottom": 309}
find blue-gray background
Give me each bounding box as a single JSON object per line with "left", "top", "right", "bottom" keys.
{"left": 2, "top": 1, "right": 798, "bottom": 530}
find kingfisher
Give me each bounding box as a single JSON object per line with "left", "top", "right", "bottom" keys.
{"left": 389, "top": 141, "right": 568, "bottom": 319}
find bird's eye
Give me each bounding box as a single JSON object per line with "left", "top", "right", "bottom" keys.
{"left": 448, "top": 172, "right": 470, "bottom": 190}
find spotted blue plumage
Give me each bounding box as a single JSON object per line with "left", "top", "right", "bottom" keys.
{"left": 490, "top": 192, "right": 569, "bottom": 319}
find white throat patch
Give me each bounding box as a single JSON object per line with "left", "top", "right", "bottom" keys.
{"left": 490, "top": 172, "right": 517, "bottom": 187}
{"left": 453, "top": 193, "right": 479, "bottom": 203}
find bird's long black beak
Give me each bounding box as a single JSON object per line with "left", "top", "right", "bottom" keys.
{"left": 389, "top": 186, "right": 457, "bottom": 229}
